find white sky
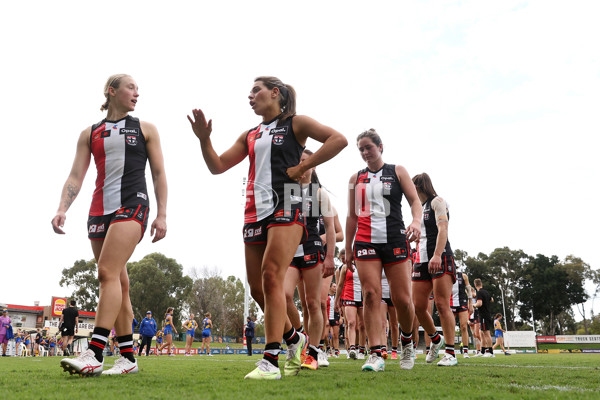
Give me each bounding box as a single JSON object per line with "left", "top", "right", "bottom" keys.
{"left": 2, "top": 1, "right": 599, "bottom": 320}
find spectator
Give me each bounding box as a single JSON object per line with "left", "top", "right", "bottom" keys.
{"left": 245, "top": 316, "right": 255, "bottom": 356}
{"left": 59, "top": 300, "right": 79, "bottom": 356}
{"left": 132, "top": 317, "right": 138, "bottom": 334}
{"left": 15, "top": 329, "right": 23, "bottom": 357}
{"left": 138, "top": 311, "right": 157, "bottom": 356}
{"left": 0, "top": 309, "right": 11, "bottom": 356}
{"left": 34, "top": 328, "right": 42, "bottom": 356}
{"left": 49, "top": 336, "right": 57, "bottom": 356}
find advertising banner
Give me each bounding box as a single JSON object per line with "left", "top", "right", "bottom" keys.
{"left": 51, "top": 297, "right": 67, "bottom": 317}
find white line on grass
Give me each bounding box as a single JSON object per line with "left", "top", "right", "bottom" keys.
{"left": 505, "top": 383, "right": 599, "bottom": 393}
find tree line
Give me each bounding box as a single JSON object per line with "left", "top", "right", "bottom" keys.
{"left": 60, "top": 248, "right": 599, "bottom": 337}
{"left": 59, "top": 253, "right": 259, "bottom": 337}
{"left": 455, "top": 247, "right": 599, "bottom": 335}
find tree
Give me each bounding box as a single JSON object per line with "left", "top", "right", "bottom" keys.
{"left": 518, "top": 254, "right": 586, "bottom": 335}
{"left": 485, "top": 247, "right": 528, "bottom": 330}
{"left": 59, "top": 259, "right": 99, "bottom": 311}
{"left": 563, "top": 255, "right": 593, "bottom": 334}
{"left": 128, "top": 253, "right": 193, "bottom": 329}
{"left": 187, "top": 267, "right": 258, "bottom": 337}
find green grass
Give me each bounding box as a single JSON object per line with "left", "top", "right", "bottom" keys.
{"left": 1, "top": 353, "right": 599, "bottom": 399}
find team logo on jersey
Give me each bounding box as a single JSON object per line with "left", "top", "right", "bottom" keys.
{"left": 269, "top": 126, "right": 288, "bottom": 135}
{"left": 120, "top": 128, "right": 140, "bottom": 136}
{"left": 272, "top": 135, "right": 285, "bottom": 145}
{"left": 88, "top": 224, "right": 97, "bottom": 233}
{"left": 382, "top": 182, "right": 392, "bottom": 192}
{"left": 248, "top": 132, "right": 262, "bottom": 143}
{"left": 126, "top": 135, "right": 138, "bottom": 146}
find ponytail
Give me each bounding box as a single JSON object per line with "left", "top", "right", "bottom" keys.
{"left": 254, "top": 76, "right": 296, "bottom": 122}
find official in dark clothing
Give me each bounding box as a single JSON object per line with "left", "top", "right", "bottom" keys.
{"left": 474, "top": 279, "right": 494, "bottom": 357}
{"left": 60, "top": 300, "right": 79, "bottom": 356}
{"left": 138, "top": 311, "right": 157, "bottom": 356}
{"left": 244, "top": 317, "right": 255, "bottom": 356}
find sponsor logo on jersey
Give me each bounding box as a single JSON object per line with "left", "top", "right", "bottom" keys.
{"left": 304, "top": 254, "right": 314, "bottom": 261}
{"left": 274, "top": 210, "right": 284, "bottom": 218}
{"left": 89, "top": 224, "right": 97, "bottom": 233}
{"left": 126, "top": 135, "right": 137, "bottom": 146}
{"left": 368, "top": 249, "right": 376, "bottom": 255}
{"left": 412, "top": 271, "right": 421, "bottom": 278}
{"left": 101, "top": 130, "right": 111, "bottom": 138}
{"left": 97, "top": 223, "right": 105, "bottom": 233}
{"left": 269, "top": 126, "right": 288, "bottom": 135}
{"left": 137, "top": 192, "right": 148, "bottom": 200}
{"left": 380, "top": 176, "right": 394, "bottom": 182}
{"left": 243, "top": 226, "right": 263, "bottom": 238}
{"left": 272, "top": 135, "right": 285, "bottom": 145}
{"left": 112, "top": 124, "right": 119, "bottom": 129}
{"left": 120, "top": 128, "right": 140, "bottom": 136}
{"left": 358, "top": 178, "right": 370, "bottom": 183}
{"left": 314, "top": 241, "right": 322, "bottom": 246}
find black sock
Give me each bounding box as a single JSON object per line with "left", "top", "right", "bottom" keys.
{"left": 117, "top": 335, "right": 135, "bottom": 362}
{"left": 297, "top": 325, "right": 304, "bottom": 334}
{"left": 392, "top": 347, "right": 398, "bottom": 352}
{"left": 263, "top": 342, "right": 281, "bottom": 368}
{"left": 445, "top": 345, "right": 455, "bottom": 357}
{"left": 429, "top": 332, "right": 441, "bottom": 344}
{"left": 283, "top": 327, "right": 299, "bottom": 346}
{"left": 89, "top": 327, "right": 111, "bottom": 362}
{"left": 359, "top": 346, "right": 366, "bottom": 354}
{"left": 400, "top": 331, "right": 413, "bottom": 347}
{"left": 370, "top": 345, "right": 382, "bottom": 357}
{"left": 319, "top": 340, "right": 325, "bottom": 351}
{"left": 308, "top": 344, "right": 319, "bottom": 359}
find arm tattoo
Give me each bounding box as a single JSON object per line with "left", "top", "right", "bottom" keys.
{"left": 64, "top": 183, "right": 80, "bottom": 208}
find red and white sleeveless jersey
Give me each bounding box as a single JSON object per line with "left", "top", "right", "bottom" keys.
{"left": 341, "top": 267, "right": 362, "bottom": 302}
{"left": 327, "top": 294, "right": 335, "bottom": 319}
{"left": 244, "top": 116, "right": 304, "bottom": 223}
{"left": 450, "top": 270, "right": 467, "bottom": 308}
{"left": 89, "top": 116, "right": 149, "bottom": 216}
{"left": 354, "top": 164, "right": 406, "bottom": 243}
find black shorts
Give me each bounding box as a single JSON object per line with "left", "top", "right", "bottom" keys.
{"left": 451, "top": 305, "right": 468, "bottom": 314}
{"left": 353, "top": 240, "right": 409, "bottom": 265}
{"left": 411, "top": 254, "right": 456, "bottom": 283}
{"left": 479, "top": 315, "right": 493, "bottom": 331}
{"left": 61, "top": 325, "right": 75, "bottom": 337}
{"left": 382, "top": 298, "right": 394, "bottom": 307}
{"left": 243, "top": 208, "right": 306, "bottom": 245}
{"left": 88, "top": 204, "right": 149, "bottom": 240}
{"left": 290, "top": 251, "right": 324, "bottom": 270}
{"left": 341, "top": 299, "right": 363, "bottom": 308}
{"left": 329, "top": 312, "right": 340, "bottom": 326}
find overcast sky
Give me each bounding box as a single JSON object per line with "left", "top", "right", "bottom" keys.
{"left": 2, "top": 1, "right": 599, "bottom": 321}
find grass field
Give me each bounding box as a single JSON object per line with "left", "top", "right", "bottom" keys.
{"left": 1, "top": 351, "right": 599, "bottom": 399}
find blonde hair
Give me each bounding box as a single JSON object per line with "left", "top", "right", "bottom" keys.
{"left": 100, "top": 74, "right": 131, "bottom": 111}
